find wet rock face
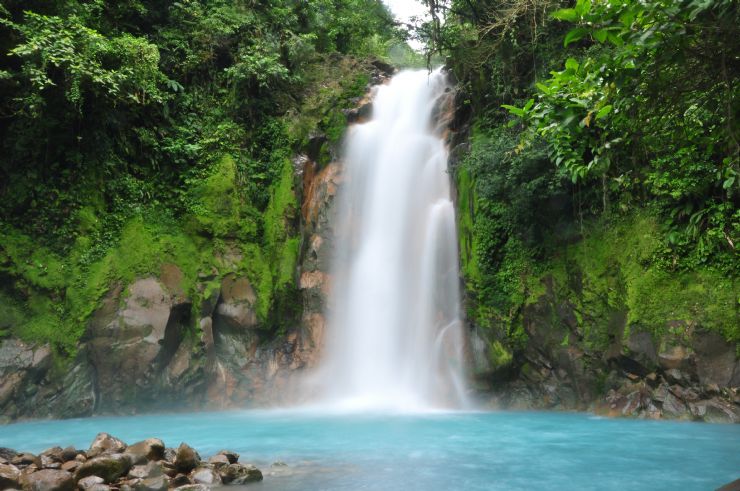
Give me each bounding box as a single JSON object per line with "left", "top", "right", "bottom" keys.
{"left": 475, "top": 269, "right": 739, "bottom": 423}
{"left": 86, "top": 277, "right": 195, "bottom": 413}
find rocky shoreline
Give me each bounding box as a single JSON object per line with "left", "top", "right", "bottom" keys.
{"left": 0, "top": 433, "right": 262, "bottom": 491}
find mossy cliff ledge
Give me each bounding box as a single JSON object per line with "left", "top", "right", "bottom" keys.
{"left": 0, "top": 61, "right": 396, "bottom": 422}
{"left": 449, "top": 104, "right": 739, "bottom": 424}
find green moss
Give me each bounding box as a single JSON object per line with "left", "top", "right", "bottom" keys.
{"left": 525, "top": 212, "right": 738, "bottom": 348}
{"left": 488, "top": 340, "right": 513, "bottom": 370}
{"left": 187, "top": 155, "right": 258, "bottom": 240}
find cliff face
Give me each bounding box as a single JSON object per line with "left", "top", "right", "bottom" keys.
{"left": 447, "top": 83, "right": 740, "bottom": 424}
{"left": 0, "top": 62, "right": 394, "bottom": 422}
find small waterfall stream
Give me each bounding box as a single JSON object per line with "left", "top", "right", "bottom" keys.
{"left": 314, "top": 69, "right": 468, "bottom": 411}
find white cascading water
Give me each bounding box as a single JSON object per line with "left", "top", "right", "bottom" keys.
{"left": 313, "top": 69, "right": 468, "bottom": 411}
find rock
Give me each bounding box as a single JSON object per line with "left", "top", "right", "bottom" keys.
{"left": 20, "top": 469, "right": 74, "bottom": 491}
{"left": 690, "top": 398, "right": 740, "bottom": 423}
{"left": 716, "top": 478, "right": 740, "bottom": 491}
{"left": 189, "top": 467, "right": 221, "bottom": 486}
{"left": 206, "top": 455, "right": 229, "bottom": 467}
{"left": 0, "top": 463, "right": 21, "bottom": 489}
{"left": 169, "top": 474, "right": 190, "bottom": 488}
{"left": 125, "top": 440, "right": 165, "bottom": 465}
{"left": 213, "top": 275, "right": 258, "bottom": 331}
{"left": 75, "top": 454, "right": 132, "bottom": 483}
{"left": 173, "top": 444, "right": 199, "bottom": 474}
{"left": 39, "top": 448, "right": 63, "bottom": 468}
{"left": 0, "top": 449, "right": 19, "bottom": 462}
{"left": 219, "top": 464, "right": 262, "bottom": 485}
{"left": 693, "top": 331, "right": 737, "bottom": 387}
{"left": 664, "top": 368, "right": 688, "bottom": 385}
{"left": 658, "top": 345, "right": 692, "bottom": 371}
{"left": 173, "top": 485, "right": 208, "bottom": 491}
{"left": 163, "top": 449, "right": 176, "bottom": 463}
{"left": 87, "top": 434, "right": 126, "bottom": 458}
{"left": 59, "top": 449, "right": 78, "bottom": 464}
{"left": 77, "top": 476, "right": 104, "bottom": 491}
{"left": 59, "top": 462, "right": 78, "bottom": 473}
{"left": 624, "top": 331, "right": 658, "bottom": 371}
{"left": 160, "top": 462, "right": 177, "bottom": 478}
{"left": 12, "top": 454, "right": 41, "bottom": 469}
{"left": 215, "top": 451, "right": 239, "bottom": 465}
{"left": 661, "top": 390, "right": 688, "bottom": 418}
{"left": 134, "top": 475, "right": 168, "bottom": 491}
{"left": 85, "top": 280, "right": 194, "bottom": 414}
{"left": 128, "top": 462, "right": 163, "bottom": 480}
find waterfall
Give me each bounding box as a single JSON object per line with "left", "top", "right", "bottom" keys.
{"left": 313, "top": 68, "right": 468, "bottom": 411}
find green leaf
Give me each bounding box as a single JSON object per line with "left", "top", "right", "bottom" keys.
{"left": 607, "top": 32, "right": 624, "bottom": 47}
{"left": 596, "top": 105, "right": 613, "bottom": 119}
{"left": 593, "top": 29, "right": 608, "bottom": 43}
{"left": 552, "top": 8, "right": 579, "bottom": 22}
{"left": 565, "top": 58, "right": 580, "bottom": 71}
{"left": 723, "top": 176, "right": 735, "bottom": 189}
{"left": 564, "top": 28, "right": 588, "bottom": 47}
{"left": 501, "top": 104, "right": 525, "bottom": 117}
{"left": 523, "top": 98, "right": 534, "bottom": 111}
{"left": 575, "top": 0, "right": 591, "bottom": 17}
{"left": 535, "top": 82, "right": 551, "bottom": 94}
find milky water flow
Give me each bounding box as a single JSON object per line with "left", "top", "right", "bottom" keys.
{"left": 307, "top": 69, "right": 468, "bottom": 411}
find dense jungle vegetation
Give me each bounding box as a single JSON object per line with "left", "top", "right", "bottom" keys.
{"left": 415, "top": 0, "right": 739, "bottom": 368}
{"left": 0, "top": 0, "right": 737, "bottom": 370}
{"left": 0, "top": 0, "right": 408, "bottom": 352}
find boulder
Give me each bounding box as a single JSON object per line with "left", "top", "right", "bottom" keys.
{"left": 0, "top": 463, "right": 21, "bottom": 489}
{"left": 693, "top": 331, "right": 737, "bottom": 387}
{"left": 173, "top": 444, "right": 199, "bottom": 474}
{"left": 77, "top": 476, "right": 104, "bottom": 491}
{"left": 658, "top": 345, "right": 692, "bottom": 371}
{"left": 0, "top": 449, "right": 19, "bottom": 462}
{"left": 39, "top": 448, "right": 63, "bottom": 468}
{"left": 128, "top": 462, "right": 163, "bottom": 480}
{"left": 206, "top": 455, "right": 229, "bottom": 467}
{"left": 20, "top": 469, "right": 74, "bottom": 491}
{"left": 87, "top": 434, "right": 126, "bottom": 458}
{"left": 12, "top": 454, "right": 41, "bottom": 469}
{"left": 85, "top": 279, "right": 192, "bottom": 413}
{"left": 219, "top": 464, "right": 262, "bottom": 485}
{"left": 213, "top": 275, "right": 258, "bottom": 331}
{"left": 169, "top": 474, "right": 190, "bottom": 488}
{"left": 189, "top": 467, "right": 221, "bottom": 486}
{"left": 215, "top": 451, "right": 239, "bottom": 465}
{"left": 59, "top": 449, "right": 77, "bottom": 464}
{"left": 75, "top": 454, "right": 132, "bottom": 483}
{"left": 134, "top": 475, "right": 168, "bottom": 491}
{"left": 59, "top": 462, "right": 78, "bottom": 473}
{"left": 661, "top": 391, "right": 688, "bottom": 418}
{"left": 125, "top": 440, "right": 165, "bottom": 465}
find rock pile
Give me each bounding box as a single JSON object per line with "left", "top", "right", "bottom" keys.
{"left": 0, "top": 433, "right": 262, "bottom": 491}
